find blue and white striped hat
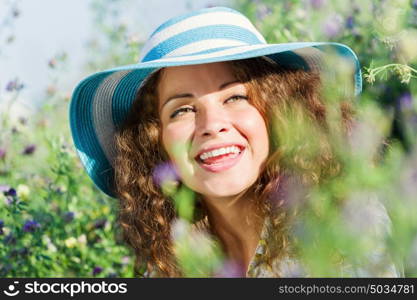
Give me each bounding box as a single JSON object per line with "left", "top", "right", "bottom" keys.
{"left": 69, "top": 6, "right": 362, "bottom": 198}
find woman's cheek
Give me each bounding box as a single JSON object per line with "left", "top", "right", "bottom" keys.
{"left": 233, "top": 108, "right": 266, "bottom": 134}
{"left": 234, "top": 108, "right": 269, "bottom": 157}
{"left": 162, "top": 122, "right": 194, "bottom": 161}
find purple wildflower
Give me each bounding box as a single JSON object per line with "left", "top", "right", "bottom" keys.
{"left": 5, "top": 188, "right": 16, "bottom": 197}
{"left": 413, "top": 0, "right": 417, "bottom": 8}
{"left": 5, "top": 197, "right": 14, "bottom": 205}
{"left": 93, "top": 218, "right": 107, "bottom": 230}
{"left": 268, "top": 175, "right": 308, "bottom": 211}
{"left": 3, "top": 188, "right": 16, "bottom": 205}
{"left": 63, "top": 212, "right": 75, "bottom": 223}
{"left": 346, "top": 16, "right": 354, "bottom": 29}
{"left": 323, "top": 14, "right": 343, "bottom": 38}
{"left": 121, "top": 256, "right": 131, "bottom": 265}
{"left": 23, "top": 220, "right": 41, "bottom": 233}
{"left": 0, "top": 220, "right": 4, "bottom": 235}
{"left": 92, "top": 266, "right": 103, "bottom": 276}
{"left": 5, "top": 79, "right": 24, "bottom": 92}
{"left": 55, "top": 186, "right": 66, "bottom": 194}
{"left": 22, "top": 144, "right": 36, "bottom": 155}
{"left": 48, "top": 58, "right": 57, "bottom": 68}
{"left": 6, "top": 81, "right": 15, "bottom": 92}
{"left": 0, "top": 185, "right": 10, "bottom": 193}
{"left": 256, "top": 5, "right": 272, "bottom": 20}
{"left": 0, "top": 148, "right": 6, "bottom": 160}
{"left": 152, "top": 162, "right": 180, "bottom": 187}
{"left": 310, "top": 0, "right": 326, "bottom": 9}
{"left": 398, "top": 92, "right": 414, "bottom": 111}
{"left": 215, "top": 260, "right": 245, "bottom": 278}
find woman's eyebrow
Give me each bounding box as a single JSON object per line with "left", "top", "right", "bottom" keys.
{"left": 160, "top": 80, "right": 241, "bottom": 110}
{"left": 219, "top": 80, "right": 240, "bottom": 90}
{"left": 161, "top": 93, "right": 193, "bottom": 110}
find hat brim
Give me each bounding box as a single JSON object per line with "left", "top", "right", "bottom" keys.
{"left": 69, "top": 42, "right": 362, "bottom": 198}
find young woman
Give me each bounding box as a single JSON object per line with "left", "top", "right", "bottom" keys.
{"left": 69, "top": 7, "right": 399, "bottom": 277}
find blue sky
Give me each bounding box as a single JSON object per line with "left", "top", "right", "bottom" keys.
{"left": 0, "top": 0, "right": 228, "bottom": 114}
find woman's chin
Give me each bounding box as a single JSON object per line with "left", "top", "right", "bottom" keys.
{"left": 197, "top": 182, "right": 252, "bottom": 200}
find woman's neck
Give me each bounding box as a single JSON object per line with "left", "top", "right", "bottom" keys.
{"left": 203, "top": 193, "right": 264, "bottom": 276}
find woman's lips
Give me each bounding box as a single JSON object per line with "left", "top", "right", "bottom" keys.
{"left": 197, "top": 148, "right": 245, "bottom": 173}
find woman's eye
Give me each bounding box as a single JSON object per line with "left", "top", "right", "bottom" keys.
{"left": 225, "top": 95, "right": 248, "bottom": 104}
{"left": 170, "top": 107, "right": 195, "bottom": 119}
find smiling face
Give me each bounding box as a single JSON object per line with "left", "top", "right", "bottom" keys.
{"left": 157, "top": 62, "right": 269, "bottom": 201}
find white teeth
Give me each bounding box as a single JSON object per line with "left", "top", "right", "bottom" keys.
{"left": 199, "top": 146, "right": 241, "bottom": 161}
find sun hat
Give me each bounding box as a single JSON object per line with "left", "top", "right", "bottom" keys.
{"left": 69, "top": 6, "right": 362, "bottom": 198}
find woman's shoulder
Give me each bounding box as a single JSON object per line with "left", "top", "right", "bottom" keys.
{"left": 248, "top": 198, "right": 404, "bottom": 278}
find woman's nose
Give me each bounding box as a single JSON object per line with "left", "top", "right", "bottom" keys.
{"left": 196, "top": 104, "right": 230, "bottom": 138}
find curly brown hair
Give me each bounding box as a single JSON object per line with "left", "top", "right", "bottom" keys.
{"left": 113, "top": 56, "right": 355, "bottom": 277}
